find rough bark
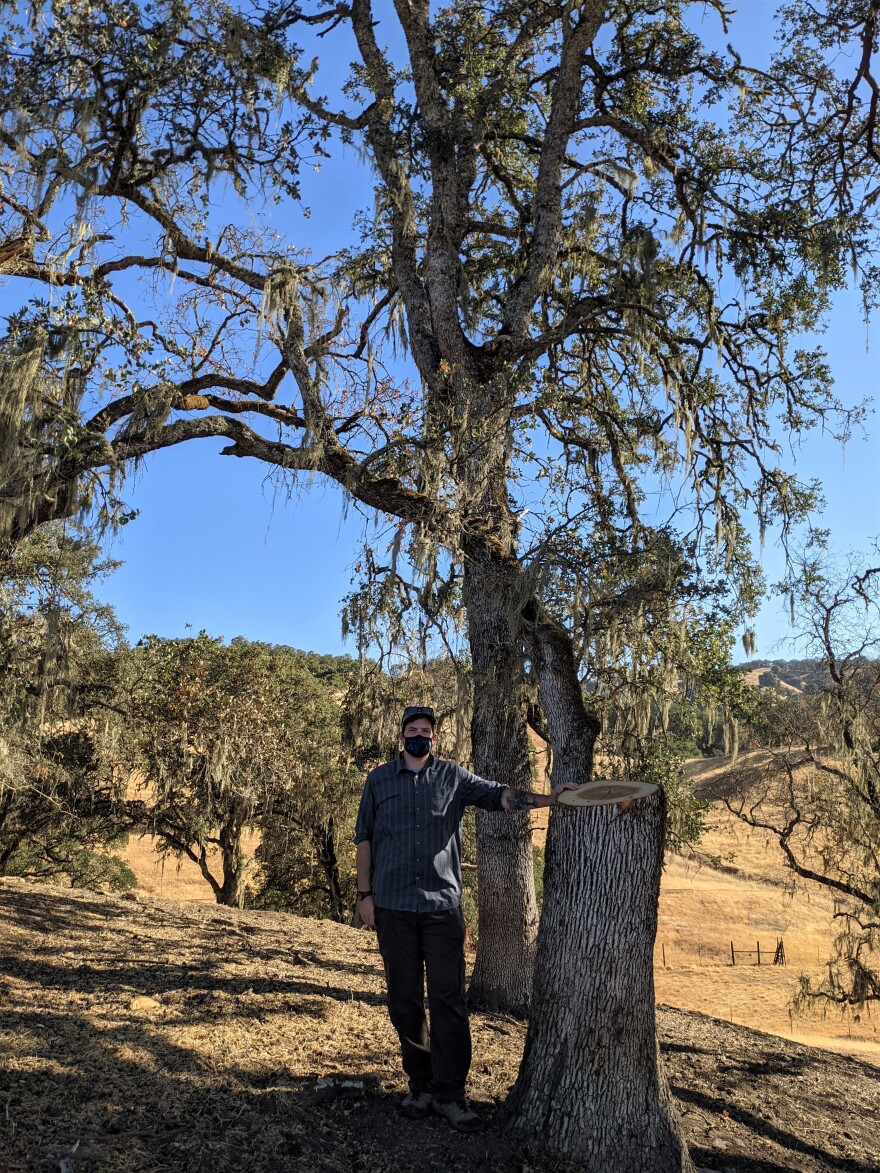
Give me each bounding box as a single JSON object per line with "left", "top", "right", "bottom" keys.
{"left": 206, "top": 796, "right": 250, "bottom": 908}
{"left": 215, "top": 817, "right": 244, "bottom": 907}
{"left": 463, "top": 550, "right": 538, "bottom": 1014}
{"left": 313, "top": 817, "right": 345, "bottom": 923}
{"left": 505, "top": 604, "right": 695, "bottom": 1171}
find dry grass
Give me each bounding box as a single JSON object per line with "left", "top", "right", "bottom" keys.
{"left": 653, "top": 755, "right": 880, "bottom": 1063}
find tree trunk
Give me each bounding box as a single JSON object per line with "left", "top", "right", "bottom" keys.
{"left": 505, "top": 604, "right": 695, "bottom": 1171}
{"left": 313, "top": 817, "right": 345, "bottom": 923}
{"left": 215, "top": 816, "right": 244, "bottom": 907}
{"left": 464, "top": 550, "right": 539, "bottom": 1014}
{"left": 0, "top": 787, "right": 20, "bottom": 868}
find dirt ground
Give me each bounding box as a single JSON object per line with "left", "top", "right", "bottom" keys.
{"left": 2, "top": 876, "right": 879, "bottom": 1173}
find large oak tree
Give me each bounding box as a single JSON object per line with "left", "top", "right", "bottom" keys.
{"left": 2, "top": 1, "right": 877, "bottom": 1165}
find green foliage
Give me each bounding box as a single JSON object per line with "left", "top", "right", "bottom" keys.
{"left": 252, "top": 815, "right": 358, "bottom": 922}
{"left": 282, "top": 649, "right": 358, "bottom": 691}
{"left": 536, "top": 527, "right": 758, "bottom": 792}
{"left": 0, "top": 0, "right": 871, "bottom": 588}
{"left": 0, "top": 522, "right": 129, "bottom": 888}
{"left": 0, "top": 522, "right": 123, "bottom": 722}
{"left": 252, "top": 649, "right": 362, "bottom": 921}
{"left": 343, "top": 653, "right": 473, "bottom": 771}
{"left": 620, "top": 739, "right": 708, "bottom": 854}
{"left": 542, "top": 542, "right": 750, "bottom": 852}
{"left": 124, "top": 634, "right": 362, "bottom": 911}
{"left": 0, "top": 727, "right": 135, "bottom": 890}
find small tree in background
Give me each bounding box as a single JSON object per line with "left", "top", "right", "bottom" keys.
{"left": 251, "top": 649, "right": 362, "bottom": 921}
{"left": 0, "top": 729, "right": 135, "bottom": 890}
{"left": 0, "top": 522, "right": 132, "bottom": 887}
{"left": 727, "top": 547, "right": 880, "bottom": 1007}
{"left": 124, "top": 635, "right": 359, "bottom": 908}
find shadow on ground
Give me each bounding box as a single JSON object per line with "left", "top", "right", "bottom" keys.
{"left": 1, "top": 879, "right": 879, "bottom": 1173}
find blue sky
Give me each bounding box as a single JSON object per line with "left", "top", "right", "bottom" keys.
{"left": 9, "top": 2, "right": 880, "bottom": 662}
{"left": 99, "top": 442, "right": 364, "bottom": 653}
{"left": 98, "top": 280, "right": 877, "bottom": 661}
{"left": 745, "top": 284, "right": 878, "bottom": 659}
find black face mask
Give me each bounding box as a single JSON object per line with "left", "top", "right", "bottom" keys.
{"left": 403, "top": 734, "right": 433, "bottom": 758}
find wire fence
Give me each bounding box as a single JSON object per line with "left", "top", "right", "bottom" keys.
{"left": 652, "top": 937, "right": 838, "bottom": 968}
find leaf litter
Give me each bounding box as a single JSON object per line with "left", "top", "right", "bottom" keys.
{"left": 0, "top": 877, "right": 878, "bottom": 1172}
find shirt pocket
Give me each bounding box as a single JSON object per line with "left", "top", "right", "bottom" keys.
{"left": 429, "top": 782, "right": 457, "bottom": 819}
{"left": 374, "top": 783, "right": 409, "bottom": 829}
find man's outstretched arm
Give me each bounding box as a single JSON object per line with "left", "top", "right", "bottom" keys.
{"left": 501, "top": 782, "right": 577, "bottom": 811}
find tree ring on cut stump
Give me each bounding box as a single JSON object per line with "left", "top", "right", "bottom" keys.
{"left": 556, "top": 780, "right": 658, "bottom": 807}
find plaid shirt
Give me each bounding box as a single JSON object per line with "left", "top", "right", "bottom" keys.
{"left": 353, "top": 754, "right": 507, "bottom": 912}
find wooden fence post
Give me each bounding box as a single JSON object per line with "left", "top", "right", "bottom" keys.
{"left": 730, "top": 940, "right": 735, "bottom": 965}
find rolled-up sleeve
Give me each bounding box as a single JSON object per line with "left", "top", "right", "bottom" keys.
{"left": 456, "top": 768, "right": 507, "bottom": 811}
{"left": 353, "top": 778, "right": 375, "bottom": 844}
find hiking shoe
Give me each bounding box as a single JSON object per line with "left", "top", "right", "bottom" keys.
{"left": 400, "top": 1090, "right": 433, "bottom": 1119}
{"left": 431, "top": 1098, "right": 483, "bottom": 1132}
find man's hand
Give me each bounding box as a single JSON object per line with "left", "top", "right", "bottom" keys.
{"left": 359, "top": 895, "right": 376, "bottom": 929}
{"left": 551, "top": 782, "right": 579, "bottom": 803}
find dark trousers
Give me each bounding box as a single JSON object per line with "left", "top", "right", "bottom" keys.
{"left": 374, "top": 906, "right": 471, "bottom": 1103}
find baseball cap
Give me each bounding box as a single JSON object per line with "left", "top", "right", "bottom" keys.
{"left": 401, "top": 705, "right": 436, "bottom": 731}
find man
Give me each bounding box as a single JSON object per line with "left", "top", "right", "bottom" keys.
{"left": 354, "top": 704, "right": 575, "bottom": 1133}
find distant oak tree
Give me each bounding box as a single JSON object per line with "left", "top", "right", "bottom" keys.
{"left": 728, "top": 550, "right": 880, "bottom": 1009}
{"left": 124, "top": 635, "right": 357, "bottom": 910}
